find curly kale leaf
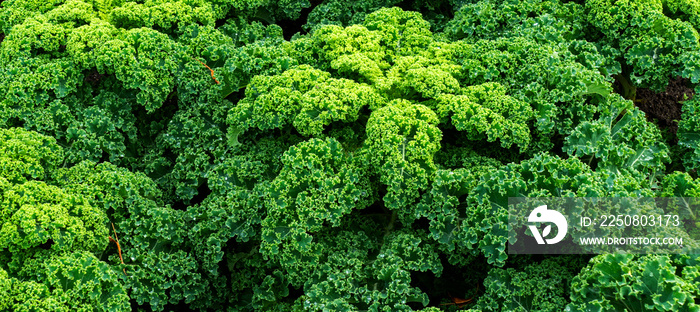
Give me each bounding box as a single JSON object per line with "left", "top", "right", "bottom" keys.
{"left": 226, "top": 240, "right": 291, "bottom": 310}
{"left": 567, "top": 254, "right": 700, "bottom": 312}
{"left": 85, "top": 27, "right": 178, "bottom": 112}
{"left": 361, "top": 230, "right": 442, "bottom": 311}
{"left": 0, "top": 14, "right": 180, "bottom": 165}
{"left": 304, "top": 0, "right": 401, "bottom": 31}
{"left": 414, "top": 160, "right": 500, "bottom": 266}
{"left": 273, "top": 218, "right": 440, "bottom": 311}
{"left": 210, "top": 133, "right": 302, "bottom": 192}
{"left": 585, "top": 0, "right": 700, "bottom": 91}
{"left": 229, "top": 65, "right": 384, "bottom": 136}
{"left": 230, "top": 65, "right": 331, "bottom": 135}
{"left": 365, "top": 99, "right": 442, "bottom": 213}
{"left": 153, "top": 21, "right": 301, "bottom": 201}
{"left": 0, "top": 127, "right": 63, "bottom": 183}
{"left": 0, "top": 130, "right": 130, "bottom": 310}
{"left": 304, "top": 0, "right": 469, "bottom": 32}
{"left": 445, "top": 0, "right": 587, "bottom": 43}
{"left": 177, "top": 144, "right": 275, "bottom": 309}
{"left": 437, "top": 82, "right": 533, "bottom": 151}
{"left": 67, "top": 22, "right": 179, "bottom": 112}
{"left": 434, "top": 144, "right": 505, "bottom": 170}
{"left": 477, "top": 256, "right": 586, "bottom": 312}
{"left": 51, "top": 160, "right": 163, "bottom": 220}
{"left": 312, "top": 7, "right": 433, "bottom": 63}
{"left": 210, "top": 0, "right": 311, "bottom": 22}
{"left": 0, "top": 181, "right": 108, "bottom": 256}
{"left": 678, "top": 96, "right": 700, "bottom": 171}
{"left": 271, "top": 226, "right": 378, "bottom": 310}
{"left": 0, "top": 266, "right": 69, "bottom": 311}
{"left": 661, "top": 172, "right": 700, "bottom": 198}
{"left": 217, "top": 29, "right": 296, "bottom": 97}
{"left": 261, "top": 137, "right": 372, "bottom": 256}
{"left": 187, "top": 187, "right": 262, "bottom": 267}
{"left": 50, "top": 150, "right": 221, "bottom": 311}
{"left": 445, "top": 0, "right": 621, "bottom": 82}
{"left": 0, "top": 129, "right": 107, "bottom": 266}
{"left": 177, "top": 20, "right": 295, "bottom": 97}
{"left": 0, "top": 17, "right": 82, "bottom": 108}
{"left": 115, "top": 200, "right": 210, "bottom": 311}
{"left": 108, "top": 0, "right": 215, "bottom": 31}
{"left": 38, "top": 251, "right": 130, "bottom": 312}
{"left": 310, "top": 23, "right": 388, "bottom": 81}
{"left": 664, "top": 0, "right": 700, "bottom": 30}
{"left": 311, "top": 8, "right": 463, "bottom": 102}
{"left": 454, "top": 36, "right": 611, "bottom": 156}
{"left": 380, "top": 52, "right": 462, "bottom": 100}
{"left": 659, "top": 172, "right": 700, "bottom": 224}
{"left": 564, "top": 94, "right": 670, "bottom": 176}
{"left": 360, "top": 7, "right": 434, "bottom": 56}
{"left": 0, "top": 0, "right": 69, "bottom": 33}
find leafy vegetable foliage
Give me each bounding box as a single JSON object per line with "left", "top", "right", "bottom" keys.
{"left": 567, "top": 254, "right": 700, "bottom": 312}
{"left": 1, "top": 0, "right": 699, "bottom": 311}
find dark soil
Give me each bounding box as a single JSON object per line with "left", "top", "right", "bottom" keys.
{"left": 635, "top": 77, "right": 694, "bottom": 144}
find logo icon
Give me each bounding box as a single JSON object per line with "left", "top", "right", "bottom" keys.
{"left": 528, "top": 205, "right": 567, "bottom": 245}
